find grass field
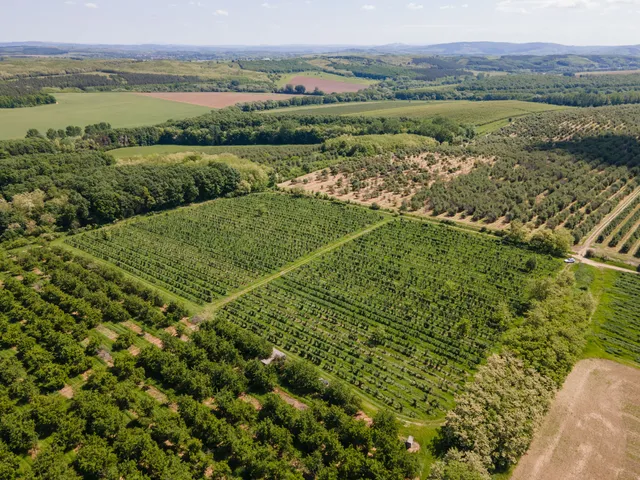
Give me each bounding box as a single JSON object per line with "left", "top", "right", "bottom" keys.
{"left": 267, "top": 100, "right": 569, "bottom": 132}
{"left": 109, "top": 144, "right": 319, "bottom": 159}
{"left": 581, "top": 266, "right": 640, "bottom": 365}
{"left": 0, "top": 57, "right": 270, "bottom": 81}
{"left": 0, "top": 92, "right": 211, "bottom": 140}
{"left": 276, "top": 71, "right": 377, "bottom": 88}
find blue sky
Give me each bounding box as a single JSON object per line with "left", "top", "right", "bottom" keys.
{"left": 3, "top": 0, "right": 640, "bottom": 46}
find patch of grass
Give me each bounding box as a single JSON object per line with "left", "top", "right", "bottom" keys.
{"left": 0, "top": 92, "right": 210, "bottom": 140}
{"left": 108, "top": 143, "right": 316, "bottom": 159}
{"left": 581, "top": 265, "right": 640, "bottom": 366}
{"left": 276, "top": 71, "right": 376, "bottom": 88}
{"left": 0, "top": 57, "right": 269, "bottom": 81}
{"left": 268, "top": 100, "right": 570, "bottom": 129}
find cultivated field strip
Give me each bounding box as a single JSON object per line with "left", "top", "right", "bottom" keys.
{"left": 67, "top": 193, "right": 385, "bottom": 303}
{"left": 596, "top": 272, "right": 640, "bottom": 362}
{"left": 595, "top": 191, "right": 640, "bottom": 245}
{"left": 216, "top": 219, "right": 560, "bottom": 418}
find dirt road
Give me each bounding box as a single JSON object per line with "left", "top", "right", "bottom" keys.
{"left": 512, "top": 359, "right": 640, "bottom": 480}
{"left": 577, "top": 187, "right": 640, "bottom": 257}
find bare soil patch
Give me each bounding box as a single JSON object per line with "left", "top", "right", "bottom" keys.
{"left": 123, "top": 321, "right": 143, "bottom": 334}
{"left": 280, "top": 152, "right": 494, "bottom": 219}
{"left": 511, "top": 359, "right": 640, "bottom": 480}
{"left": 128, "top": 345, "right": 141, "bottom": 356}
{"left": 274, "top": 388, "right": 308, "bottom": 410}
{"left": 355, "top": 410, "right": 374, "bottom": 427}
{"left": 145, "top": 385, "right": 169, "bottom": 404}
{"left": 239, "top": 393, "right": 262, "bottom": 411}
{"left": 96, "top": 324, "right": 119, "bottom": 341}
{"left": 97, "top": 348, "right": 113, "bottom": 367}
{"left": 59, "top": 385, "right": 74, "bottom": 399}
{"left": 287, "top": 76, "right": 369, "bottom": 93}
{"left": 137, "top": 92, "right": 301, "bottom": 109}
{"left": 144, "top": 332, "right": 164, "bottom": 349}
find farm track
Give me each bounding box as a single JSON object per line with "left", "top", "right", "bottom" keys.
{"left": 203, "top": 216, "right": 394, "bottom": 315}
{"left": 574, "top": 186, "right": 640, "bottom": 274}
{"left": 578, "top": 186, "right": 640, "bottom": 257}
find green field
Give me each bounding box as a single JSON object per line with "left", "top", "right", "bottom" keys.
{"left": 109, "top": 143, "right": 319, "bottom": 160}
{"left": 276, "top": 71, "right": 377, "bottom": 88}
{"left": 268, "top": 100, "right": 570, "bottom": 132}
{"left": 0, "top": 92, "right": 211, "bottom": 140}
{"left": 583, "top": 267, "right": 640, "bottom": 365}
{"left": 67, "top": 193, "right": 385, "bottom": 303}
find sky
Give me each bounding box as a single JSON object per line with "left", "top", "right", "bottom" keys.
{"left": 2, "top": 0, "right": 640, "bottom": 46}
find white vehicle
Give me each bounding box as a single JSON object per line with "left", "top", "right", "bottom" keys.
{"left": 564, "top": 258, "right": 577, "bottom": 264}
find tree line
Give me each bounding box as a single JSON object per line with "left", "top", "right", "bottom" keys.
{"left": 429, "top": 270, "right": 595, "bottom": 478}
{"left": 0, "top": 151, "right": 242, "bottom": 241}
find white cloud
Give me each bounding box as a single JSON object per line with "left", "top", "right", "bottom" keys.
{"left": 362, "top": 4, "right": 376, "bottom": 10}
{"left": 84, "top": 2, "right": 98, "bottom": 7}
{"left": 407, "top": 2, "right": 424, "bottom": 9}
{"left": 440, "top": 4, "right": 455, "bottom": 8}
{"left": 261, "top": 2, "right": 277, "bottom": 8}
{"left": 214, "top": 8, "right": 228, "bottom": 15}
{"left": 497, "top": 0, "right": 600, "bottom": 12}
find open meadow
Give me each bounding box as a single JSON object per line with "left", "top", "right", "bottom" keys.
{"left": 267, "top": 100, "right": 570, "bottom": 132}
{"left": 0, "top": 92, "right": 210, "bottom": 139}
{"left": 137, "top": 92, "right": 302, "bottom": 108}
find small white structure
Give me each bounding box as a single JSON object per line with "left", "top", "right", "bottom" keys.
{"left": 405, "top": 436, "right": 414, "bottom": 449}
{"left": 261, "top": 348, "right": 286, "bottom": 365}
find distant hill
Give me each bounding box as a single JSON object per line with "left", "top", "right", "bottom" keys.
{"left": 1, "top": 41, "right": 640, "bottom": 58}
{"left": 385, "top": 42, "right": 640, "bottom": 56}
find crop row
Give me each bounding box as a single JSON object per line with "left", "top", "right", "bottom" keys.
{"left": 67, "top": 193, "right": 385, "bottom": 303}
{"left": 607, "top": 202, "right": 640, "bottom": 248}
{"left": 620, "top": 222, "right": 640, "bottom": 255}
{"left": 596, "top": 192, "right": 640, "bottom": 244}
{"left": 596, "top": 272, "right": 640, "bottom": 364}
{"left": 216, "top": 219, "right": 560, "bottom": 418}
{"left": 0, "top": 247, "right": 416, "bottom": 479}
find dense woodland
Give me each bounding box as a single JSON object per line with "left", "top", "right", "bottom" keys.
{"left": 0, "top": 151, "right": 242, "bottom": 241}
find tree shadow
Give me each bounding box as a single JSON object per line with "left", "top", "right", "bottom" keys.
{"left": 535, "top": 134, "right": 640, "bottom": 169}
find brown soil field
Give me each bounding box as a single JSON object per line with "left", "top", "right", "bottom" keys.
{"left": 137, "top": 92, "right": 301, "bottom": 108}
{"left": 512, "top": 359, "right": 640, "bottom": 480}
{"left": 286, "top": 76, "right": 369, "bottom": 93}
{"left": 279, "top": 153, "right": 495, "bottom": 220}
